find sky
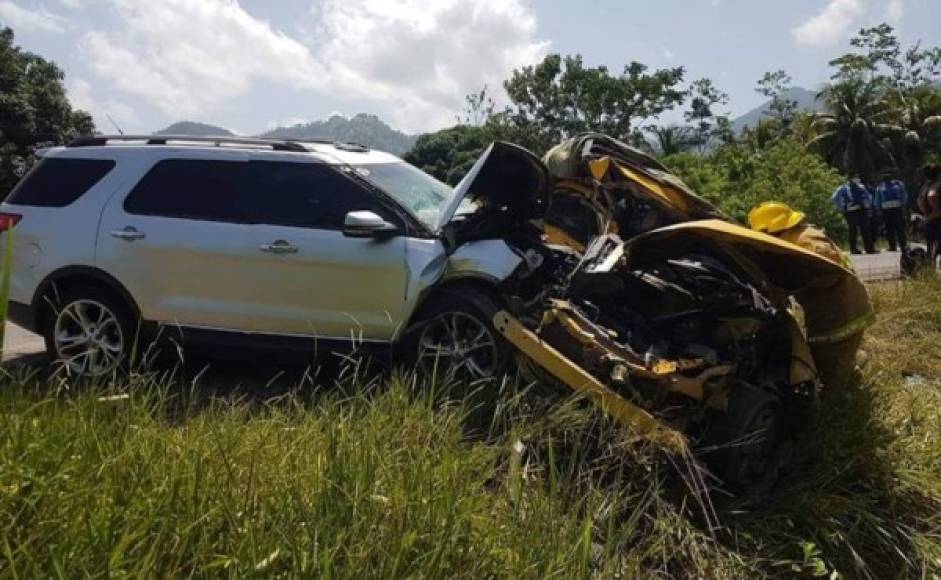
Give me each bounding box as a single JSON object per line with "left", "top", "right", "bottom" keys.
{"left": 1, "top": 0, "right": 939, "bottom": 136}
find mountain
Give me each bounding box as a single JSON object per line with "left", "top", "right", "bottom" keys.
{"left": 260, "top": 114, "right": 417, "bottom": 155}
{"left": 154, "top": 121, "right": 234, "bottom": 136}
{"left": 731, "top": 87, "right": 824, "bottom": 133}
{"left": 155, "top": 114, "right": 417, "bottom": 155}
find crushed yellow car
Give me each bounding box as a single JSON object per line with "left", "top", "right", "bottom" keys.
{"left": 416, "top": 133, "right": 872, "bottom": 488}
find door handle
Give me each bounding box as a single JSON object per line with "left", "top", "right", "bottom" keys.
{"left": 260, "top": 240, "right": 299, "bottom": 254}
{"left": 110, "top": 226, "right": 146, "bottom": 241}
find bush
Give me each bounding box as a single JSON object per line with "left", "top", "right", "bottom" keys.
{"left": 665, "top": 139, "right": 846, "bottom": 243}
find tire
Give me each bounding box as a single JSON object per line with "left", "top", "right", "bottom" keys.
{"left": 40, "top": 285, "right": 136, "bottom": 378}
{"left": 705, "top": 383, "right": 785, "bottom": 493}
{"left": 404, "top": 288, "right": 513, "bottom": 383}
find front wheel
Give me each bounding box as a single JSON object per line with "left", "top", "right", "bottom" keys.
{"left": 705, "top": 383, "right": 785, "bottom": 492}
{"left": 407, "top": 289, "right": 512, "bottom": 383}
{"left": 41, "top": 287, "right": 135, "bottom": 378}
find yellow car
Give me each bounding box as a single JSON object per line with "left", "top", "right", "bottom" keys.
{"left": 415, "top": 134, "right": 872, "bottom": 488}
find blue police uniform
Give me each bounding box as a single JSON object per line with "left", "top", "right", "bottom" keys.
{"left": 831, "top": 181, "right": 875, "bottom": 253}
{"left": 875, "top": 179, "right": 909, "bottom": 250}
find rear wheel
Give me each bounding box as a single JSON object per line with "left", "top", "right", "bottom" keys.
{"left": 41, "top": 286, "right": 135, "bottom": 378}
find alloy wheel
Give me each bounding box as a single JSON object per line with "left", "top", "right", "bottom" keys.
{"left": 53, "top": 299, "right": 125, "bottom": 377}
{"left": 417, "top": 312, "right": 500, "bottom": 381}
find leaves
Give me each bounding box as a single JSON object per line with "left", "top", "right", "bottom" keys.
{"left": 0, "top": 27, "right": 95, "bottom": 193}
{"left": 503, "top": 54, "right": 686, "bottom": 148}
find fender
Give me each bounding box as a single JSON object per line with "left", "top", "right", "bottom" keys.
{"left": 32, "top": 265, "right": 142, "bottom": 327}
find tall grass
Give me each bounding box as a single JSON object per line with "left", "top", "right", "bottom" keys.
{"left": 0, "top": 276, "right": 940, "bottom": 578}
{"left": 0, "top": 227, "right": 13, "bottom": 357}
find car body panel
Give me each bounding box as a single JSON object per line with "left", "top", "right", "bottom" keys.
{"left": 436, "top": 141, "right": 550, "bottom": 232}
{"left": 543, "top": 132, "right": 726, "bottom": 222}
{"left": 1, "top": 147, "right": 146, "bottom": 307}
{"left": 623, "top": 220, "right": 872, "bottom": 339}
{"left": 443, "top": 239, "right": 523, "bottom": 284}
{"left": 622, "top": 219, "right": 873, "bottom": 385}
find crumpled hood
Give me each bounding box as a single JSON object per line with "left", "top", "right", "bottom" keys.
{"left": 436, "top": 141, "right": 551, "bottom": 232}
{"left": 623, "top": 220, "right": 874, "bottom": 384}
{"left": 544, "top": 133, "right": 727, "bottom": 222}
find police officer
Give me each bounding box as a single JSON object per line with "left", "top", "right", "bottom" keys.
{"left": 831, "top": 175, "right": 875, "bottom": 254}
{"left": 874, "top": 171, "right": 909, "bottom": 251}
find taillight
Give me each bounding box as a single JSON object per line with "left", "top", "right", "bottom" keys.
{"left": 0, "top": 212, "right": 22, "bottom": 232}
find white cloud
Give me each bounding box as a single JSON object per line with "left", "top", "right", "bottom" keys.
{"left": 0, "top": 1, "right": 67, "bottom": 33}
{"left": 884, "top": 0, "right": 904, "bottom": 22}
{"left": 77, "top": 0, "right": 548, "bottom": 132}
{"left": 68, "top": 78, "right": 139, "bottom": 131}
{"left": 79, "top": 0, "right": 325, "bottom": 121}
{"left": 310, "top": 0, "right": 549, "bottom": 131}
{"left": 792, "top": 0, "right": 864, "bottom": 48}
{"left": 663, "top": 48, "right": 675, "bottom": 59}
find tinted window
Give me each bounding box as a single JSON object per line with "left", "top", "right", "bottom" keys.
{"left": 125, "top": 160, "right": 250, "bottom": 222}
{"left": 252, "top": 161, "right": 386, "bottom": 229}
{"left": 7, "top": 158, "right": 115, "bottom": 207}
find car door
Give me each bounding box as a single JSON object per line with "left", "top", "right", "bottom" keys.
{"left": 238, "top": 157, "right": 410, "bottom": 341}
{"left": 96, "top": 152, "right": 273, "bottom": 332}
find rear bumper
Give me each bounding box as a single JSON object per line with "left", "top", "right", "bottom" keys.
{"left": 7, "top": 300, "right": 35, "bottom": 333}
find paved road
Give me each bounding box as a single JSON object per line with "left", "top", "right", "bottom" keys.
{"left": 850, "top": 250, "right": 902, "bottom": 282}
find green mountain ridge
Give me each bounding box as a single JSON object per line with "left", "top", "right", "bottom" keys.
{"left": 261, "top": 114, "right": 417, "bottom": 155}
{"left": 154, "top": 121, "right": 234, "bottom": 136}
{"left": 730, "top": 87, "right": 824, "bottom": 133}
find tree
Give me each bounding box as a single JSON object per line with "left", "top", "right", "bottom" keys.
{"left": 809, "top": 79, "right": 902, "bottom": 182}
{"left": 644, "top": 125, "right": 697, "bottom": 156}
{"left": 404, "top": 125, "right": 489, "bottom": 185}
{"left": 503, "top": 54, "right": 686, "bottom": 151}
{"left": 666, "top": 139, "right": 846, "bottom": 242}
{"left": 886, "top": 85, "right": 941, "bottom": 193}
{"left": 0, "top": 27, "right": 94, "bottom": 193}
{"left": 755, "top": 70, "right": 798, "bottom": 137}
{"left": 819, "top": 23, "right": 941, "bottom": 190}
{"left": 458, "top": 85, "right": 496, "bottom": 126}
{"left": 830, "top": 24, "right": 941, "bottom": 92}
{"left": 684, "top": 78, "right": 729, "bottom": 151}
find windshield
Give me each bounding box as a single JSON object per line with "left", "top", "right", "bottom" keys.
{"left": 349, "top": 162, "right": 454, "bottom": 230}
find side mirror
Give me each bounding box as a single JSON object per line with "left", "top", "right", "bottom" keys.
{"left": 343, "top": 210, "right": 399, "bottom": 238}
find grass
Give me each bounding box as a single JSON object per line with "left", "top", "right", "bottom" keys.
{"left": 0, "top": 276, "right": 940, "bottom": 578}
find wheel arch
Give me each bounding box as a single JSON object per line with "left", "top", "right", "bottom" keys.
{"left": 31, "top": 266, "right": 142, "bottom": 331}
{"left": 397, "top": 275, "right": 505, "bottom": 342}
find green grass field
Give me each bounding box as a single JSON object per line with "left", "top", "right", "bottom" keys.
{"left": 1, "top": 277, "right": 940, "bottom": 578}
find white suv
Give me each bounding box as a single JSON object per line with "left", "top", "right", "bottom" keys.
{"left": 1, "top": 135, "right": 538, "bottom": 377}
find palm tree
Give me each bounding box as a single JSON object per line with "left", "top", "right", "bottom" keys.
{"left": 890, "top": 86, "right": 941, "bottom": 192}
{"left": 809, "top": 79, "right": 903, "bottom": 183}
{"left": 644, "top": 125, "right": 697, "bottom": 157}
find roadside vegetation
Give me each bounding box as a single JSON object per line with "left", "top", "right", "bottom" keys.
{"left": 405, "top": 25, "right": 941, "bottom": 247}
{"left": 1, "top": 275, "right": 939, "bottom": 578}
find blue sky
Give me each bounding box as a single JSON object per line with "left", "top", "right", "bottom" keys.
{"left": 2, "top": 0, "right": 938, "bottom": 135}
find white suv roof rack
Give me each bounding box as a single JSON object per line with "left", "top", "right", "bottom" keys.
{"left": 67, "top": 134, "right": 370, "bottom": 154}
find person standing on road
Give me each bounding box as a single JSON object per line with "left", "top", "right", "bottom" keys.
{"left": 874, "top": 171, "right": 909, "bottom": 252}
{"left": 831, "top": 175, "right": 875, "bottom": 254}
{"left": 917, "top": 164, "right": 941, "bottom": 263}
